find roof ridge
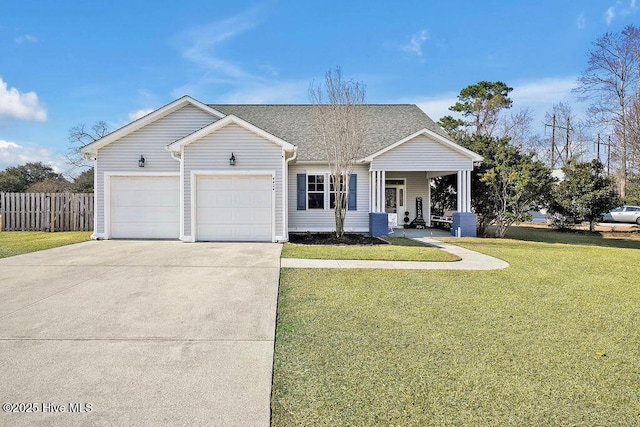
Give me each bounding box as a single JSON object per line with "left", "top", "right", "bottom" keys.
{"left": 207, "top": 103, "right": 420, "bottom": 107}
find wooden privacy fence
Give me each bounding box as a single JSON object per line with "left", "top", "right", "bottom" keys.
{"left": 0, "top": 192, "right": 94, "bottom": 232}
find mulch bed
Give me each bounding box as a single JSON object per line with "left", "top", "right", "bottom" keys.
{"left": 288, "top": 233, "right": 388, "bottom": 245}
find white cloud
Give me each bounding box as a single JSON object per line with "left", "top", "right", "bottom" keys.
{"left": 413, "top": 94, "right": 459, "bottom": 122}
{"left": 576, "top": 12, "right": 586, "bottom": 29}
{"left": 173, "top": 7, "right": 264, "bottom": 82}
{"left": 401, "top": 30, "right": 429, "bottom": 58}
{"left": 0, "top": 139, "right": 65, "bottom": 173}
{"left": 510, "top": 77, "right": 577, "bottom": 109}
{"left": 14, "top": 34, "right": 37, "bottom": 44}
{"left": 128, "top": 108, "right": 154, "bottom": 121}
{"left": 605, "top": 6, "right": 616, "bottom": 24}
{"left": 0, "top": 140, "right": 20, "bottom": 150}
{"left": 0, "top": 77, "right": 47, "bottom": 122}
{"left": 171, "top": 7, "right": 311, "bottom": 104}
{"left": 621, "top": 0, "right": 637, "bottom": 15}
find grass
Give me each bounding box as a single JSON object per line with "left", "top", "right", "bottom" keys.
{"left": 281, "top": 237, "right": 460, "bottom": 262}
{"left": 0, "top": 231, "right": 91, "bottom": 259}
{"left": 272, "top": 226, "right": 640, "bottom": 426}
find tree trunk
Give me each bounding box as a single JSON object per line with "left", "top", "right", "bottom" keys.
{"left": 620, "top": 100, "right": 627, "bottom": 198}
{"left": 335, "top": 208, "right": 345, "bottom": 238}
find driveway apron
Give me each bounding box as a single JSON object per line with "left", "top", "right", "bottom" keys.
{"left": 0, "top": 240, "right": 281, "bottom": 426}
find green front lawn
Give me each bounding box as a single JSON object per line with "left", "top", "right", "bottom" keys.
{"left": 0, "top": 231, "right": 91, "bottom": 259}
{"left": 272, "top": 226, "right": 640, "bottom": 425}
{"left": 282, "top": 237, "right": 460, "bottom": 262}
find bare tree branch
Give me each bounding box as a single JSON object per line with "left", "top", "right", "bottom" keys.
{"left": 65, "top": 120, "right": 110, "bottom": 172}
{"left": 309, "top": 67, "right": 367, "bottom": 238}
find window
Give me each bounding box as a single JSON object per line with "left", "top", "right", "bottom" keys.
{"left": 307, "top": 175, "right": 324, "bottom": 209}
{"left": 330, "top": 175, "right": 346, "bottom": 209}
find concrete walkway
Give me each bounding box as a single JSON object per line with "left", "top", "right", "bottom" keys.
{"left": 281, "top": 231, "right": 509, "bottom": 270}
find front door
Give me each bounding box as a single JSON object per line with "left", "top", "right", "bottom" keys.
{"left": 385, "top": 180, "right": 406, "bottom": 214}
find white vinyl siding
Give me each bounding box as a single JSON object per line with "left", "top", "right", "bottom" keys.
{"left": 183, "top": 123, "right": 285, "bottom": 239}
{"left": 288, "top": 164, "right": 370, "bottom": 232}
{"left": 371, "top": 135, "right": 474, "bottom": 171}
{"left": 95, "top": 105, "right": 217, "bottom": 235}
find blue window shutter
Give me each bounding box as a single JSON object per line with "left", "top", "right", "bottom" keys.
{"left": 297, "top": 173, "right": 306, "bottom": 210}
{"left": 348, "top": 174, "right": 357, "bottom": 211}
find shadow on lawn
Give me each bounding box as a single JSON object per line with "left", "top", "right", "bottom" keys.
{"left": 503, "top": 225, "right": 640, "bottom": 250}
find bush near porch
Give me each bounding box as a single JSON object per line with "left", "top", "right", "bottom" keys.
{"left": 272, "top": 226, "right": 640, "bottom": 425}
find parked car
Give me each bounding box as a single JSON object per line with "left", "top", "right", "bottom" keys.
{"left": 601, "top": 205, "right": 640, "bottom": 225}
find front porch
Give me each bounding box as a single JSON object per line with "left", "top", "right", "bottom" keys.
{"left": 367, "top": 169, "right": 476, "bottom": 237}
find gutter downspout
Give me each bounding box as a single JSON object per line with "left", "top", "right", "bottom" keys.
{"left": 84, "top": 151, "right": 100, "bottom": 240}
{"left": 168, "top": 148, "right": 185, "bottom": 241}
{"left": 283, "top": 147, "right": 298, "bottom": 242}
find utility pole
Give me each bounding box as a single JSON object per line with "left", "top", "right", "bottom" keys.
{"left": 551, "top": 114, "right": 556, "bottom": 169}
{"left": 607, "top": 135, "right": 611, "bottom": 175}
{"left": 596, "top": 133, "right": 612, "bottom": 174}
{"left": 544, "top": 114, "right": 572, "bottom": 169}
{"left": 566, "top": 116, "right": 571, "bottom": 160}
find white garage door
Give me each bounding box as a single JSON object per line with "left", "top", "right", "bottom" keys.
{"left": 110, "top": 176, "right": 179, "bottom": 239}
{"left": 196, "top": 175, "right": 272, "bottom": 241}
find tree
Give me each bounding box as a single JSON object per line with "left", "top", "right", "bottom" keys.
{"left": 73, "top": 167, "right": 94, "bottom": 193}
{"left": 430, "top": 175, "right": 457, "bottom": 215}
{"left": 27, "top": 176, "right": 74, "bottom": 193}
{"left": 0, "top": 162, "right": 60, "bottom": 192}
{"left": 495, "top": 107, "right": 534, "bottom": 149}
{"left": 574, "top": 24, "right": 640, "bottom": 198}
{"left": 66, "top": 121, "right": 110, "bottom": 171}
{"left": 549, "top": 160, "right": 620, "bottom": 232}
{"left": 627, "top": 94, "right": 640, "bottom": 197}
{"left": 309, "top": 67, "right": 366, "bottom": 238}
{"left": 449, "top": 81, "right": 513, "bottom": 136}
{"left": 460, "top": 135, "right": 555, "bottom": 237}
{"left": 437, "top": 115, "right": 464, "bottom": 139}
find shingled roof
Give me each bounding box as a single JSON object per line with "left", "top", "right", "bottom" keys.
{"left": 208, "top": 104, "right": 449, "bottom": 161}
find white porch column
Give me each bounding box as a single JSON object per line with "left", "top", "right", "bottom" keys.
{"left": 426, "top": 172, "right": 431, "bottom": 226}
{"left": 465, "top": 170, "right": 471, "bottom": 212}
{"left": 369, "top": 171, "right": 373, "bottom": 212}
{"left": 457, "top": 171, "right": 462, "bottom": 212}
{"left": 373, "top": 171, "right": 383, "bottom": 212}
{"left": 373, "top": 171, "right": 378, "bottom": 212}
{"left": 380, "top": 171, "right": 385, "bottom": 212}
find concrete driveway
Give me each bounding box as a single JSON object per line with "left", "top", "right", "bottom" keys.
{"left": 0, "top": 240, "right": 282, "bottom": 426}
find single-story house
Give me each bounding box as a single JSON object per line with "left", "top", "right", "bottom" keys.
{"left": 80, "top": 95, "right": 482, "bottom": 242}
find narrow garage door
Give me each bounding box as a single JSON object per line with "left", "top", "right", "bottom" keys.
{"left": 196, "top": 175, "right": 272, "bottom": 241}
{"left": 110, "top": 176, "right": 179, "bottom": 239}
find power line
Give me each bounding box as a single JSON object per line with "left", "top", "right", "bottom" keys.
{"left": 544, "top": 114, "right": 573, "bottom": 169}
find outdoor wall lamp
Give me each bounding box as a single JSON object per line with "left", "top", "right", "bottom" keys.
{"left": 229, "top": 153, "right": 236, "bottom": 166}
{"left": 138, "top": 155, "right": 145, "bottom": 168}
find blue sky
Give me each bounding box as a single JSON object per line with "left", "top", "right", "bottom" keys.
{"left": 1, "top": 0, "right": 638, "bottom": 175}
